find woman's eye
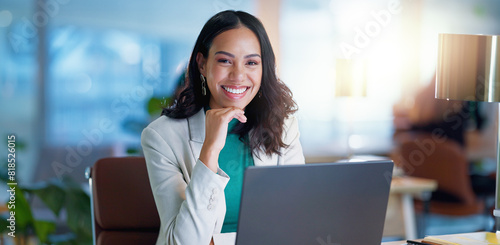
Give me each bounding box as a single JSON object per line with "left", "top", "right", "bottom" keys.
{"left": 247, "top": 61, "right": 259, "bottom": 65}
{"left": 218, "top": 59, "right": 230, "bottom": 64}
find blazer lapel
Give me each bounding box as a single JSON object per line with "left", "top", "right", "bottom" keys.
{"left": 251, "top": 135, "right": 280, "bottom": 166}
{"left": 253, "top": 151, "right": 278, "bottom": 166}
{"left": 187, "top": 109, "right": 205, "bottom": 161}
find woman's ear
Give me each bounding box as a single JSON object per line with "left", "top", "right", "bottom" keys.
{"left": 196, "top": 52, "right": 206, "bottom": 76}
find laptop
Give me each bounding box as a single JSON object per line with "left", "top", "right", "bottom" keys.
{"left": 235, "top": 160, "right": 394, "bottom": 245}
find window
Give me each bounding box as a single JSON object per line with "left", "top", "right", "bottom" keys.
{"left": 281, "top": 0, "right": 403, "bottom": 159}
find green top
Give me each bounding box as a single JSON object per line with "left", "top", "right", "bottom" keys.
{"left": 218, "top": 118, "right": 254, "bottom": 233}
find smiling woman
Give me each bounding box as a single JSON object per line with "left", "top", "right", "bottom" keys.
{"left": 162, "top": 10, "right": 299, "bottom": 157}
{"left": 141, "top": 10, "right": 305, "bottom": 245}
{"left": 196, "top": 27, "right": 262, "bottom": 110}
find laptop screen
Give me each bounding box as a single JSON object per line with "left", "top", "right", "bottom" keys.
{"left": 235, "top": 161, "right": 393, "bottom": 245}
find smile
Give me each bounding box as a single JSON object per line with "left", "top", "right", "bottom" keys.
{"left": 221, "top": 85, "right": 250, "bottom": 94}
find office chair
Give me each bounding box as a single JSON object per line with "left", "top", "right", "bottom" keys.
{"left": 86, "top": 157, "right": 160, "bottom": 245}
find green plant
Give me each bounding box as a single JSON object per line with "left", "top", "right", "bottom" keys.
{"left": 121, "top": 70, "right": 184, "bottom": 155}
{"left": 0, "top": 176, "right": 92, "bottom": 245}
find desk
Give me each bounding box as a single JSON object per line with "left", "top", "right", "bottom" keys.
{"left": 387, "top": 176, "right": 438, "bottom": 240}
{"left": 381, "top": 231, "right": 499, "bottom": 244}
{"left": 381, "top": 241, "right": 407, "bottom": 245}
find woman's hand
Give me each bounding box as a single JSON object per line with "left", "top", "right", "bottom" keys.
{"left": 199, "top": 107, "right": 247, "bottom": 173}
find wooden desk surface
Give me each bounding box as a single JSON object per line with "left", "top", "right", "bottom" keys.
{"left": 381, "top": 241, "right": 407, "bottom": 245}
{"left": 381, "top": 232, "right": 499, "bottom": 244}
{"left": 390, "top": 176, "right": 438, "bottom": 194}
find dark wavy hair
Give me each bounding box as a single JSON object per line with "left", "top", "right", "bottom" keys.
{"left": 163, "top": 10, "right": 297, "bottom": 157}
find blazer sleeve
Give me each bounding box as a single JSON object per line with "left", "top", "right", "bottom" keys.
{"left": 282, "top": 116, "right": 306, "bottom": 165}
{"left": 141, "top": 126, "right": 229, "bottom": 245}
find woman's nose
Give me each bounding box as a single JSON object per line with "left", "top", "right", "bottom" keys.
{"left": 230, "top": 64, "right": 245, "bottom": 82}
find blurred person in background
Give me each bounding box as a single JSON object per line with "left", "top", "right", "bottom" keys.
{"left": 392, "top": 75, "right": 492, "bottom": 203}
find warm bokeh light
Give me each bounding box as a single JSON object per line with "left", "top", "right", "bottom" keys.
{"left": 335, "top": 59, "right": 367, "bottom": 98}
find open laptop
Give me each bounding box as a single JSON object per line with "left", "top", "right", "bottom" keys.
{"left": 235, "top": 160, "right": 394, "bottom": 245}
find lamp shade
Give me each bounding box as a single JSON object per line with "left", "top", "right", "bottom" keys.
{"left": 436, "top": 33, "right": 500, "bottom": 102}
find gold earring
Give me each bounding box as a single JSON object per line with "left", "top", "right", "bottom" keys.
{"left": 200, "top": 74, "right": 207, "bottom": 96}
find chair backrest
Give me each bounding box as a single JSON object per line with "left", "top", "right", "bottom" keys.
{"left": 87, "top": 157, "right": 160, "bottom": 244}
{"left": 395, "top": 133, "right": 481, "bottom": 215}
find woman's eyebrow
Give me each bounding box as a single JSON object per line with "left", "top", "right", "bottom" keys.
{"left": 245, "top": 54, "right": 261, "bottom": 59}
{"left": 214, "top": 51, "right": 261, "bottom": 59}
{"left": 215, "top": 51, "right": 235, "bottom": 57}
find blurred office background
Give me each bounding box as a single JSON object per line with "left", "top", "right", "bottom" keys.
{"left": 1, "top": 0, "right": 500, "bottom": 241}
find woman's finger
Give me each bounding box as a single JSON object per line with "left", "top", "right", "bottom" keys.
{"left": 200, "top": 107, "right": 246, "bottom": 172}
{"left": 225, "top": 107, "right": 247, "bottom": 123}
{"left": 210, "top": 107, "right": 246, "bottom": 124}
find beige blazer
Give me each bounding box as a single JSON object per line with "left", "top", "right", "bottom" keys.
{"left": 141, "top": 109, "right": 305, "bottom": 245}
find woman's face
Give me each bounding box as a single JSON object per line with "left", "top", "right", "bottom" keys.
{"left": 197, "top": 27, "right": 262, "bottom": 110}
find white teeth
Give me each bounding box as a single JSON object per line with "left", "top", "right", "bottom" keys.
{"left": 222, "top": 86, "right": 248, "bottom": 94}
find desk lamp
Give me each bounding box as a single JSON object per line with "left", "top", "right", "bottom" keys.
{"left": 435, "top": 33, "right": 500, "bottom": 231}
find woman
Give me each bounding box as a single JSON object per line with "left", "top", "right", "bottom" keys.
{"left": 141, "top": 10, "right": 304, "bottom": 245}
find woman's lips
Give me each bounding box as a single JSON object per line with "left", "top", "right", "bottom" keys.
{"left": 221, "top": 85, "right": 249, "bottom": 94}
{"left": 221, "top": 85, "right": 250, "bottom": 99}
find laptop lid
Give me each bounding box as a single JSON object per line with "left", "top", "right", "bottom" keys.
{"left": 235, "top": 160, "right": 394, "bottom": 245}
